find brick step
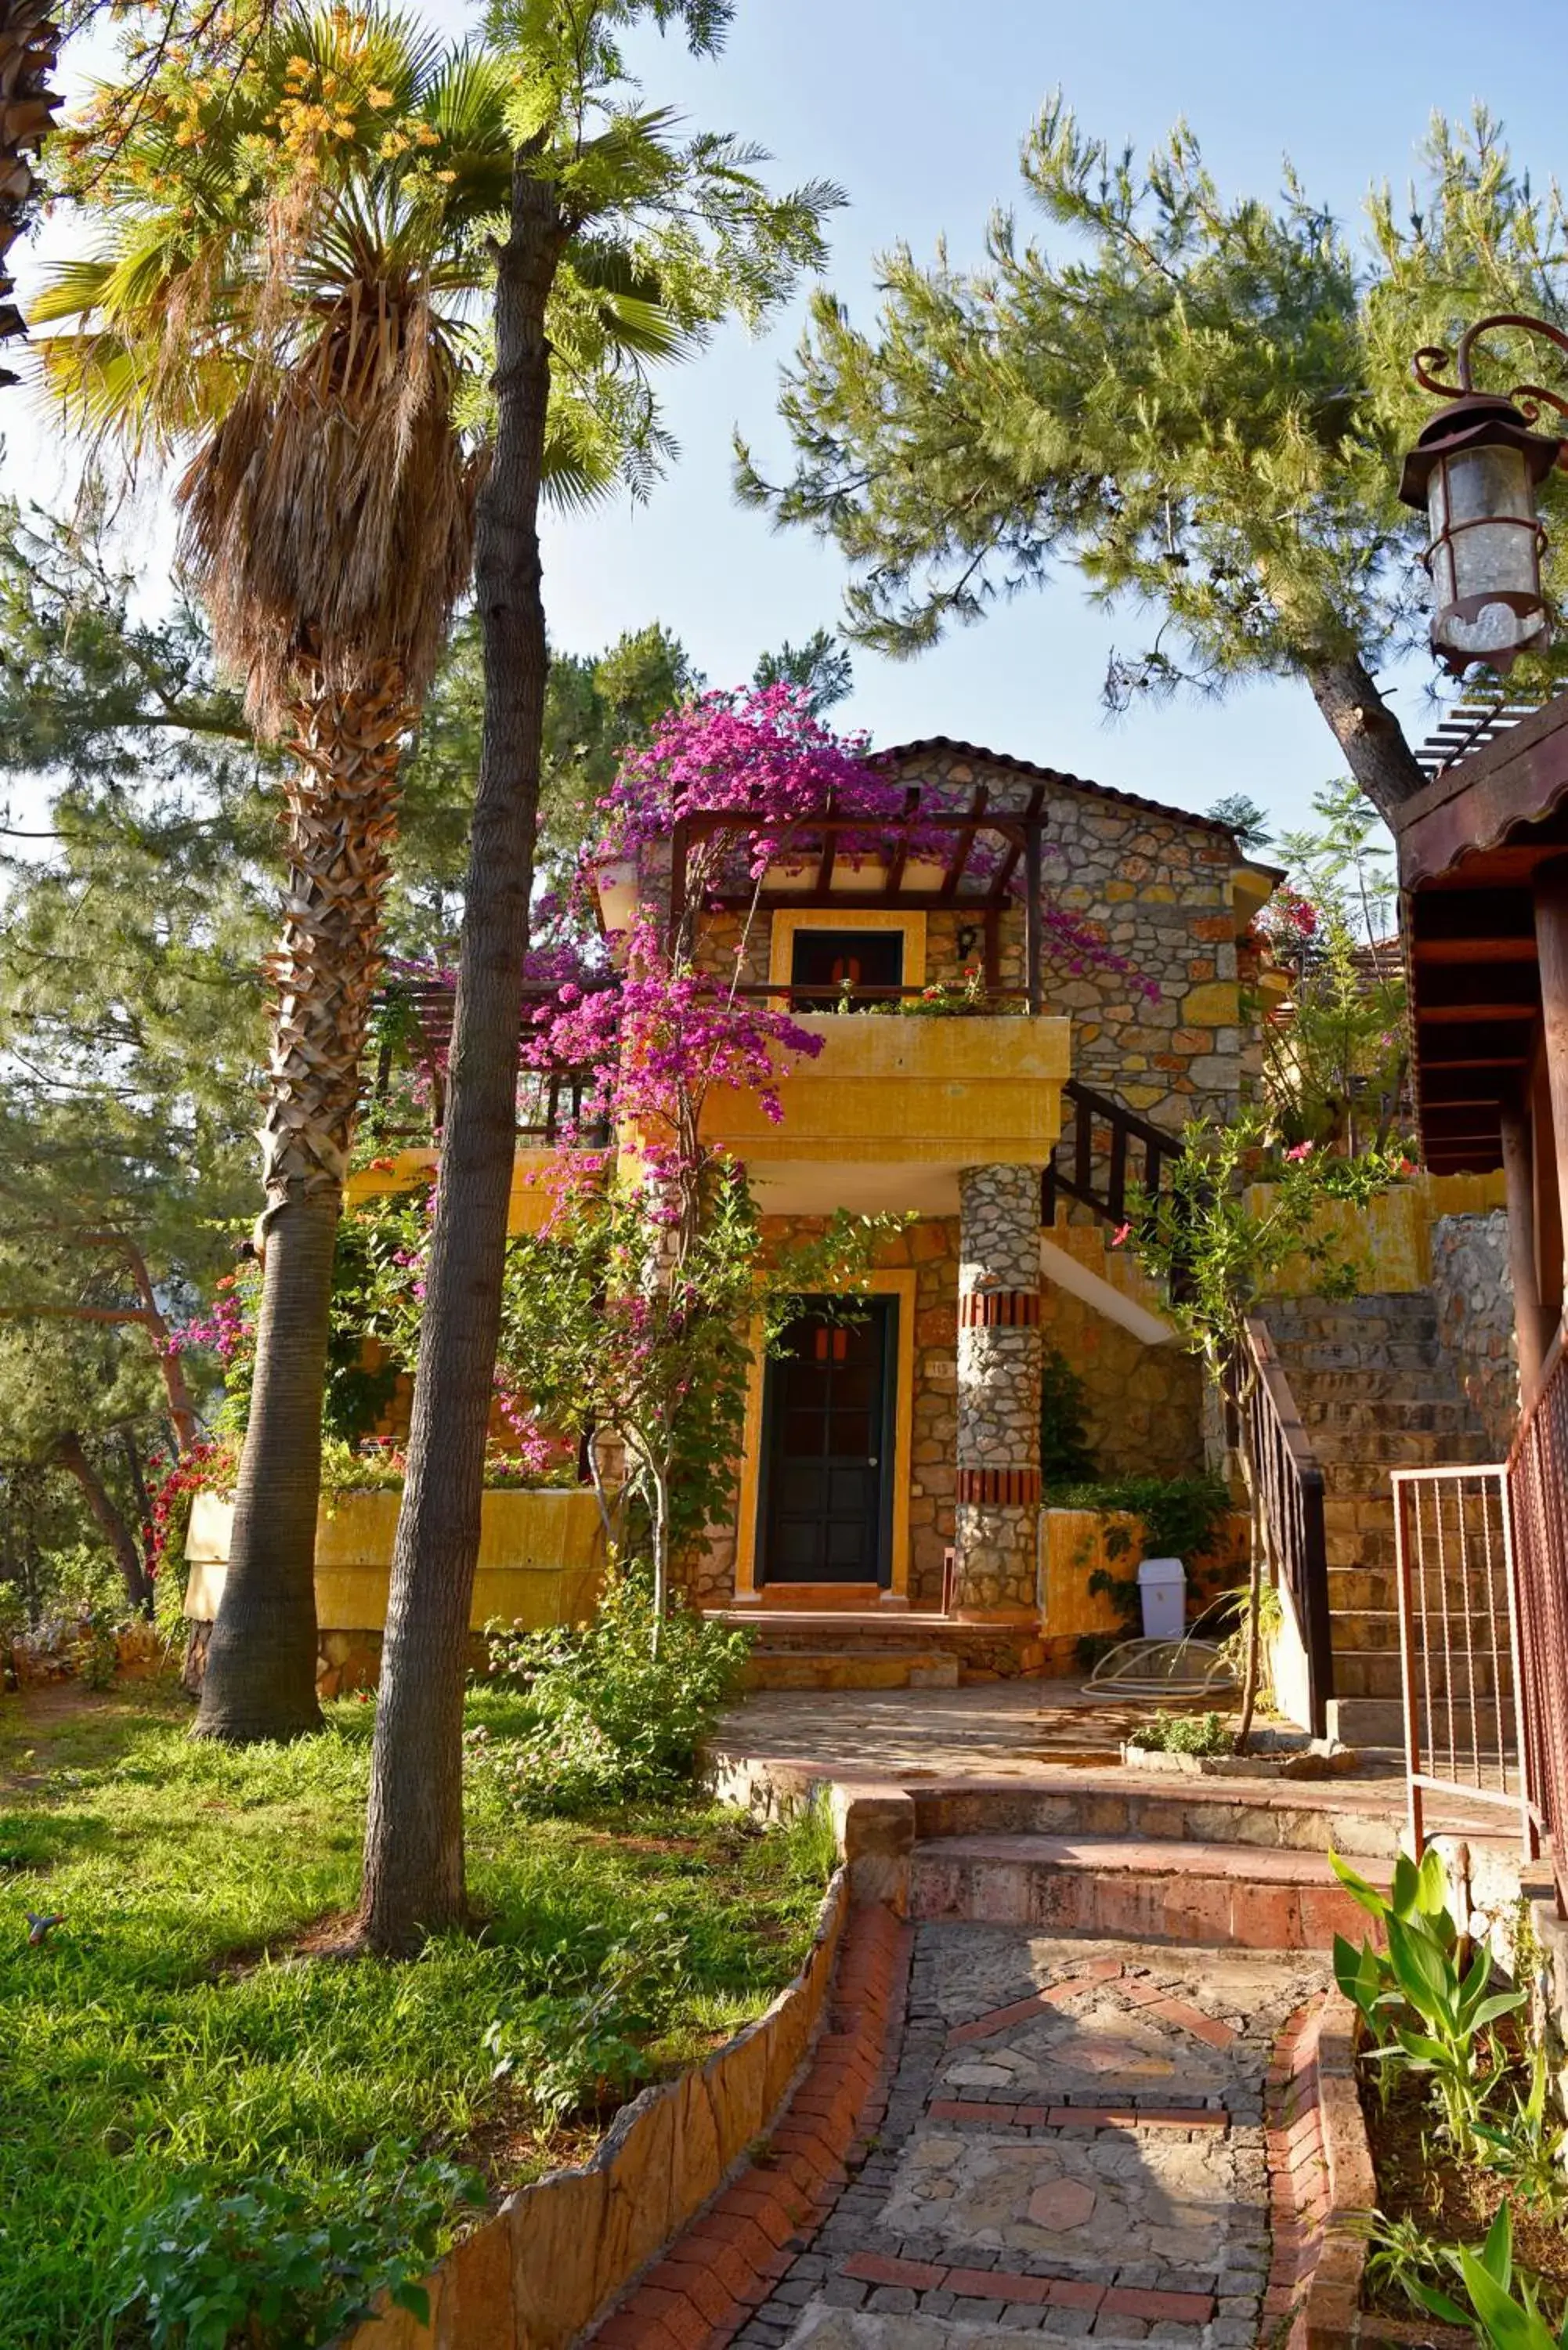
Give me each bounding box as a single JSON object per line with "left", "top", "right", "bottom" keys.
{"left": 1328, "top": 1695, "right": 1407, "bottom": 1748}
{"left": 709, "top": 1610, "right": 978, "bottom": 1648}
{"left": 909, "top": 1834, "right": 1390, "bottom": 1947}
{"left": 909, "top": 1777, "right": 1405, "bottom": 1858}
{"left": 742, "top": 1649, "right": 959, "bottom": 1691}
{"left": 1324, "top": 1535, "right": 1399, "bottom": 1574}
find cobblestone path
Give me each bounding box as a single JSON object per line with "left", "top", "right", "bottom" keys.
{"left": 730, "top": 1925, "right": 1331, "bottom": 2349}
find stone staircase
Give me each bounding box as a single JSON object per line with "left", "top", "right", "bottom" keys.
{"left": 706, "top": 1600, "right": 1044, "bottom": 1690}
{"left": 1263, "top": 1292, "right": 1498, "bottom": 1749}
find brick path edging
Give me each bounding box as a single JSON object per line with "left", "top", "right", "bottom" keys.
{"left": 587, "top": 1900, "right": 912, "bottom": 2350}
{"left": 346, "top": 1871, "right": 855, "bottom": 2350}
{"left": 1267, "top": 1990, "right": 1466, "bottom": 2350}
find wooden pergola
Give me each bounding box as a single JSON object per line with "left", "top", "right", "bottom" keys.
{"left": 667, "top": 784, "right": 1052, "bottom": 1010}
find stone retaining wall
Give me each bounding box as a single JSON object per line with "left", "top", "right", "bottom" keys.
{"left": 346, "top": 1871, "right": 851, "bottom": 2350}
{"left": 1429, "top": 1209, "right": 1519, "bottom": 1458}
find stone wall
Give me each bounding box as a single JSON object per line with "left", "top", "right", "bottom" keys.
{"left": 1430, "top": 1209, "right": 1519, "bottom": 1457}
{"left": 879, "top": 745, "right": 1255, "bottom": 1130}
{"left": 955, "top": 1163, "right": 1042, "bottom": 1612}
{"left": 1039, "top": 1281, "right": 1205, "bottom": 1482}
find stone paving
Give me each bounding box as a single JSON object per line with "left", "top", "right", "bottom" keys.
{"left": 728, "top": 1924, "right": 1331, "bottom": 2349}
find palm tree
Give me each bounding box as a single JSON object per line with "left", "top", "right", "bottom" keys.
{"left": 35, "top": 6, "right": 510, "bottom": 1739}
{"left": 0, "top": 0, "right": 59, "bottom": 385}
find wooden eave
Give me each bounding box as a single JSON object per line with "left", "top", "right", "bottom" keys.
{"left": 1396, "top": 698, "right": 1568, "bottom": 1175}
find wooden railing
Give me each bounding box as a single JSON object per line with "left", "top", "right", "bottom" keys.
{"left": 1241, "top": 1315, "right": 1334, "bottom": 1740}
{"left": 1040, "top": 1077, "right": 1183, "bottom": 1229}
{"left": 1508, "top": 1330, "right": 1568, "bottom": 1895}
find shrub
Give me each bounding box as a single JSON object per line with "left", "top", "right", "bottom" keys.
{"left": 1128, "top": 1710, "right": 1233, "bottom": 1755}
{"left": 1045, "top": 1472, "right": 1231, "bottom": 1566}
{"left": 482, "top": 1566, "right": 751, "bottom": 1811}
{"left": 482, "top": 1915, "right": 688, "bottom": 2124}
{"left": 1039, "top": 1348, "right": 1098, "bottom": 1482}
{"left": 111, "top": 2143, "right": 484, "bottom": 2350}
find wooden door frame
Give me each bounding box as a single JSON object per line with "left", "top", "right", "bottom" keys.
{"left": 732, "top": 1266, "right": 916, "bottom": 1604}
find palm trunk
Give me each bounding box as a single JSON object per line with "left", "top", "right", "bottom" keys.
{"left": 359, "top": 159, "right": 566, "bottom": 1954}
{"left": 0, "top": 0, "right": 60, "bottom": 389}
{"left": 195, "top": 668, "right": 408, "bottom": 1742}
{"left": 53, "top": 1429, "right": 152, "bottom": 1616}
{"left": 1305, "top": 653, "right": 1429, "bottom": 830}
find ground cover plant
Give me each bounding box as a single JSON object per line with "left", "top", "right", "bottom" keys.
{"left": 0, "top": 1680, "right": 833, "bottom": 2348}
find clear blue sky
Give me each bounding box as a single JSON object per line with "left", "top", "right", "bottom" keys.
{"left": 7, "top": 0, "right": 1563, "bottom": 842}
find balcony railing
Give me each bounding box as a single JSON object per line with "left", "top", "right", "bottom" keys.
{"left": 1242, "top": 1315, "right": 1333, "bottom": 1740}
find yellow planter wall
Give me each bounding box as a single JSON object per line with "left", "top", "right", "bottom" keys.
{"left": 345, "top": 1147, "right": 569, "bottom": 1237}
{"left": 702, "top": 1014, "right": 1071, "bottom": 1166}
{"left": 185, "top": 1487, "right": 603, "bottom": 1630}
{"left": 1042, "top": 1510, "right": 1143, "bottom": 1640}
{"left": 1246, "top": 1170, "right": 1508, "bottom": 1298}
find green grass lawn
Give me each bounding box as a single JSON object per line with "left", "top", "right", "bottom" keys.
{"left": 0, "top": 1678, "right": 830, "bottom": 2348}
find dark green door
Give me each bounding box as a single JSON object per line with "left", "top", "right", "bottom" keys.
{"left": 760, "top": 1299, "right": 894, "bottom": 1585}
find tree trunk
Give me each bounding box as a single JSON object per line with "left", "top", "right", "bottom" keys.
{"left": 1304, "top": 653, "right": 1429, "bottom": 830}
{"left": 195, "top": 667, "right": 409, "bottom": 1743}
{"left": 53, "top": 1429, "right": 152, "bottom": 1616}
{"left": 0, "top": 0, "right": 60, "bottom": 390}
{"left": 359, "top": 161, "right": 565, "bottom": 1954}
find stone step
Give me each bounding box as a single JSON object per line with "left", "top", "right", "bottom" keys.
{"left": 1327, "top": 1695, "right": 1407, "bottom": 1748}
{"left": 1300, "top": 1398, "right": 1483, "bottom": 1437}
{"left": 908, "top": 1833, "right": 1390, "bottom": 1947}
{"left": 1275, "top": 1339, "right": 1448, "bottom": 1374}
{"left": 1329, "top": 1647, "right": 1509, "bottom": 1701}
{"left": 1266, "top": 1292, "right": 1440, "bottom": 1329}
{"left": 909, "top": 1777, "right": 1404, "bottom": 1858}
{"left": 1312, "top": 1429, "right": 1493, "bottom": 1469}
{"left": 742, "top": 1649, "right": 959, "bottom": 1692}
{"left": 1329, "top": 1566, "right": 1475, "bottom": 1612}
{"left": 1287, "top": 1364, "right": 1466, "bottom": 1403}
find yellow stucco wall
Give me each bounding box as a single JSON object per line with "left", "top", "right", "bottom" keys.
{"left": 703, "top": 1013, "right": 1071, "bottom": 1166}
{"left": 1042, "top": 1510, "right": 1140, "bottom": 1640}
{"left": 185, "top": 1488, "right": 603, "bottom": 1629}
{"left": 1246, "top": 1170, "right": 1508, "bottom": 1298}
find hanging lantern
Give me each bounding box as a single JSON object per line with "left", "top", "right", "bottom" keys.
{"left": 1400, "top": 390, "right": 1561, "bottom": 678}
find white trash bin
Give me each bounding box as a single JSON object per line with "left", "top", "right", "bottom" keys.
{"left": 1136, "top": 1556, "right": 1187, "bottom": 1642}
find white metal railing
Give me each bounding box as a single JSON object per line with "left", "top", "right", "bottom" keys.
{"left": 1393, "top": 1464, "right": 1538, "bottom": 1862}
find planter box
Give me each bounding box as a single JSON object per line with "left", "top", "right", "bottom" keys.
{"left": 1119, "top": 1738, "right": 1360, "bottom": 1781}
{"left": 184, "top": 1487, "right": 603, "bottom": 1633}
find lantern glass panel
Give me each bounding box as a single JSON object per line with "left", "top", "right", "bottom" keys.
{"left": 1443, "top": 446, "right": 1539, "bottom": 602}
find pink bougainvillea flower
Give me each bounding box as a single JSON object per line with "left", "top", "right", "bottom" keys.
{"left": 1111, "top": 1221, "right": 1132, "bottom": 1247}
{"left": 1284, "top": 1141, "right": 1314, "bottom": 1161}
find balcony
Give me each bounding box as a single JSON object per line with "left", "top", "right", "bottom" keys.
{"left": 701, "top": 1011, "right": 1071, "bottom": 1214}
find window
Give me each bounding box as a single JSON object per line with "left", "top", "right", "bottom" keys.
{"left": 789, "top": 926, "right": 905, "bottom": 1011}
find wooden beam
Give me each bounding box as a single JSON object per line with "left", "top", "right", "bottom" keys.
{"left": 1501, "top": 1094, "right": 1551, "bottom": 1402}
{"left": 1411, "top": 936, "right": 1539, "bottom": 966}
{"left": 1533, "top": 857, "right": 1568, "bottom": 1312}
{"left": 939, "top": 784, "right": 988, "bottom": 899}
{"left": 1024, "top": 813, "right": 1044, "bottom": 1015}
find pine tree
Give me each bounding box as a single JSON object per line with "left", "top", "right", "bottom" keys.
{"left": 739, "top": 105, "right": 1568, "bottom": 826}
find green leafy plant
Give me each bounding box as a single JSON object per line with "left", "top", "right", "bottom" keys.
{"left": 1364, "top": 2211, "right": 1461, "bottom": 2320}
{"left": 1407, "top": 2204, "right": 1568, "bottom": 2348}
{"left": 1039, "top": 1348, "right": 1098, "bottom": 1482}
{"left": 482, "top": 1916, "right": 688, "bottom": 2124}
{"left": 1128, "top": 1710, "right": 1234, "bottom": 1756}
{"left": 482, "top": 1564, "right": 751, "bottom": 1810}
{"left": 112, "top": 2143, "right": 485, "bottom": 2350}
{"left": 1045, "top": 1473, "right": 1231, "bottom": 1566}
{"left": 1473, "top": 2042, "right": 1568, "bottom": 2211}
{"left": 1331, "top": 1847, "right": 1525, "bottom": 2154}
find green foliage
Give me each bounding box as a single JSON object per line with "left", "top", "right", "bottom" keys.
{"left": 1472, "top": 2041, "right": 1568, "bottom": 2210}
{"left": 1364, "top": 2212, "right": 1461, "bottom": 2322}
{"left": 1265, "top": 779, "right": 1408, "bottom": 1154}
{"left": 1405, "top": 2204, "right": 1568, "bottom": 2348}
{"left": 1039, "top": 1347, "right": 1097, "bottom": 1482}
{"left": 1128, "top": 1711, "right": 1233, "bottom": 1756}
{"left": 482, "top": 1918, "right": 686, "bottom": 2123}
{"left": 0, "top": 1683, "right": 829, "bottom": 2348}
{"left": 112, "top": 2145, "right": 483, "bottom": 2350}
{"left": 1331, "top": 1847, "right": 1525, "bottom": 2155}
{"left": 482, "top": 1566, "right": 751, "bottom": 1810}
{"left": 741, "top": 103, "right": 1568, "bottom": 798}
{"left": 1046, "top": 1472, "right": 1231, "bottom": 1567}
{"left": 751, "top": 627, "right": 854, "bottom": 714}
{"left": 1207, "top": 794, "right": 1274, "bottom": 852}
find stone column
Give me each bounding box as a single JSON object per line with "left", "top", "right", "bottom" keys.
{"left": 953, "top": 1163, "right": 1042, "bottom": 1617}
